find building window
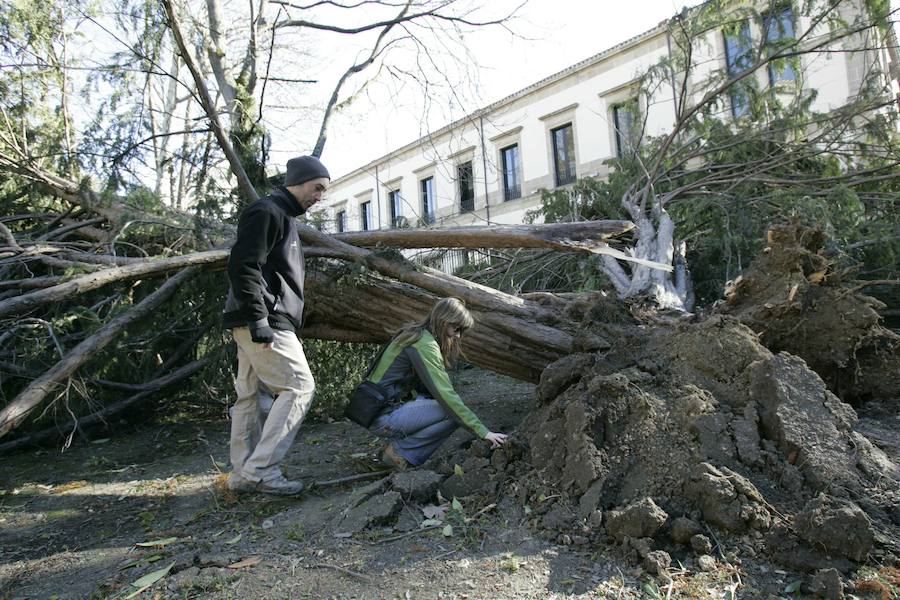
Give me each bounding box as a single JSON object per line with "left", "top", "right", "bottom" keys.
{"left": 724, "top": 20, "right": 753, "bottom": 117}
{"left": 360, "top": 201, "right": 372, "bottom": 231}
{"left": 612, "top": 102, "right": 638, "bottom": 158}
{"left": 388, "top": 189, "right": 403, "bottom": 228}
{"left": 764, "top": 6, "right": 796, "bottom": 85}
{"left": 336, "top": 210, "right": 346, "bottom": 233}
{"left": 551, "top": 123, "right": 576, "bottom": 187}
{"left": 420, "top": 177, "right": 435, "bottom": 224}
{"left": 501, "top": 144, "right": 520, "bottom": 201}
{"left": 458, "top": 162, "right": 474, "bottom": 213}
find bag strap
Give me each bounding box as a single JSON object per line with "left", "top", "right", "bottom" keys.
{"left": 363, "top": 339, "right": 392, "bottom": 382}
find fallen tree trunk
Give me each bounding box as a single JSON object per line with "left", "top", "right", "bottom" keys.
{"left": 335, "top": 221, "right": 633, "bottom": 250}
{"left": 302, "top": 269, "right": 599, "bottom": 382}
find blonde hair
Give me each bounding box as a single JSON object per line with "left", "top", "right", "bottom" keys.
{"left": 393, "top": 297, "right": 474, "bottom": 368}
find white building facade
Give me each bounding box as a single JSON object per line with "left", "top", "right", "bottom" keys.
{"left": 315, "top": 1, "right": 894, "bottom": 241}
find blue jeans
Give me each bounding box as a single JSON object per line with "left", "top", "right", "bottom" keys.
{"left": 369, "top": 397, "right": 458, "bottom": 466}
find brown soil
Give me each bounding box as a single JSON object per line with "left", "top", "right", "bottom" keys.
{"left": 720, "top": 223, "right": 900, "bottom": 411}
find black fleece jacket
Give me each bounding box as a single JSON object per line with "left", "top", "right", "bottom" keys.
{"left": 223, "top": 187, "right": 306, "bottom": 333}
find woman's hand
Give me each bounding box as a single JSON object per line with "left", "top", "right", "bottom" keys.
{"left": 484, "top": 431, "right": 508, "bottom": 448}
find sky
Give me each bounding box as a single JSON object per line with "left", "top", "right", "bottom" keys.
{"left": 306, "top": 0, "right": 707, "bottom": 179}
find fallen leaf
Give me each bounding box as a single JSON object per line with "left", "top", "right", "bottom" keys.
{"left": 228, "top": 556, "right": 262, "bottom": 569}
{"left": 807, "top": 270, "right": 826, "bottom": 284}
{"left": 124, "top": 562, "right": 175, "bottom": 599}
{"left": 422, "top": 504, "right": 447, "bottom": 520}
{"left": 451, "top": 498, "right": 463, "bottom": 512}
{"left": 442, "top": 524, "right": 453, "bottom": 537}
{"left": 453, "top": 464, "right": 464, "bottom": 477}
{"left": 224, "top": 533, "right": 242, "bottom": 545}
{"left": 135, "top": 537, "right": 178, "bottom": 548}
{"left": 502, "top": 556, "right": 520, "bottom": 572}
{"left": 421, "top": 518, "right": 443, "bottom": 527}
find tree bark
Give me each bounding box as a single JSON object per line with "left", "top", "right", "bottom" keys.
{"left": 302, "top": 268, "right": 605, "bottom": 382}
{"left": 336, "top": 221, "right": 633, "bottom": 250}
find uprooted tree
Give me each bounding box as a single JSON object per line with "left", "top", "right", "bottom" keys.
{"left": 0, "top": 0, "right": 898, "bottom": 576}
{"left": 529, "top": 0, "right": 900, "bottom": 313}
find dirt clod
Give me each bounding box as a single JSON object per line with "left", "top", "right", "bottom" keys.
{"left": 809, "top": 568, "right": 845, "bottom": 600}
{"left": 605, "top": 497, "right": 668, "bottom": 541}
{"left": 691, "top": 534, "right": 714, "bottom": 555}
{"left": 669, "top": 516, "right": 704, "bottom": 544}
{"left": 795, "top": 495, "right": 874, "bottom": 562}
{"left": 338, "top": 490, "right": 402, "bottom": 534}
{"left": 643, "top": 550, "right": 672, "bottom": 575}
{"left": 391, "top": 470, "right": 443, "bottom": 502}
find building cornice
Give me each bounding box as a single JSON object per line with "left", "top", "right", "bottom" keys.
{"left": 538, "top": 103, "right": 579, "bottom": 121}
{"left": 329, "top": 20, "right": 670, "bottom": 186}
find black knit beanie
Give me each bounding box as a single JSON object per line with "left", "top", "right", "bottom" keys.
{"left": 284, "top": 156, "right": 330, "bottom": 186}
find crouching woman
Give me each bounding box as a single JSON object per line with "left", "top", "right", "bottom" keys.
{"left": 360, "top": 297, "right": 507, "bottom": 470}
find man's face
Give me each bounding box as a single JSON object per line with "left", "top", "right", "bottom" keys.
{"left": 290, "top": 177, "right": 329, "bottom": 211}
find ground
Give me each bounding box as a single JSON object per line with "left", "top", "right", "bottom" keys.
{"left": 1, "top": 369, "right": 897, "bottom": 599}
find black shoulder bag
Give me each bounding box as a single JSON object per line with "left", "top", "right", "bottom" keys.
{"left": 344, "top": 343, "right": 392, "bottom": 428}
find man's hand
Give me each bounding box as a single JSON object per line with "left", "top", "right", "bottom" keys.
{"left": 250, "top": 325, "right": 275, "bottom": 347}
{"left": 484, "top": 432, "right": 508, "bottom": 448}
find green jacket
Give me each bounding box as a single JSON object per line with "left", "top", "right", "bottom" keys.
{"left": 368, "top": 330, "right": 488, "bottom": 439}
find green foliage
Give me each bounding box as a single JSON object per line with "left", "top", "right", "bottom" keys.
{"left": 0, "top": 1, "right": 79, "bottom": 177}
{"left": 303, "top": 339, "right": 379, "bottom": 422}
{"left": 525, "top": 164, "right": 632, "bottom": 224}
{"left": 455, "top": 250, "right": 610, "bottom": 295}
{"left": 230, "top": 83, "right": 270, "bottom": 194}
{"left": 121, "top": 185, "right": 166, "bottom": 214}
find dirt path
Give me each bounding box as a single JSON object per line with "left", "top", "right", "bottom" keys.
{"left": 1, "top": 369, "right": 896, "bottom": 599}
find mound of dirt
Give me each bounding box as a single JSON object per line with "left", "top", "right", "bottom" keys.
{"left": 420, "top": 315, "right": 898, "bottom": 576}
{"left": 719, "top": 223, "right": 900, "bottom": 410}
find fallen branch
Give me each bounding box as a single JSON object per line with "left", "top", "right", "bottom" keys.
{"left": 0, "top": 250, "right": 226, "bottom": 319}
{"left": 0, "top": 268, "right": 200, "bottom": 438}
{"left": 311, "top": 470, "right": 392, "bottom": 489}
{"left": 0, "top": 357, "right": 211, "bottom": 453}
{"left": 335, "top": 221, "right": 633, "bottom": 250}
{"left": 309, "top": 562, "right": 375, "bottom": 582}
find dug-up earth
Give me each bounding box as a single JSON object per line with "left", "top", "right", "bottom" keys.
{"left": 1, "top": 365, "right": 898, "bottom": 600}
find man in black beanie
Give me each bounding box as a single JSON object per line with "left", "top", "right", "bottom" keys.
{"left": 222, "top": 155, "right": 330, "bottom": 495}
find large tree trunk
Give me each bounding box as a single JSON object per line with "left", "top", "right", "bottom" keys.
{"left": 302, "top": 268, "right": 602, "bottom": 382}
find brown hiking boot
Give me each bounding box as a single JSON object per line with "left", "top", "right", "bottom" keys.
{"left": 381, "top": 444, "right": 410, "bottom": 471}
{"left": 227, "top": 472, "right": 304, "bottom": 496}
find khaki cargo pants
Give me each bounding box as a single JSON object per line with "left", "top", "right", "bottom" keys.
{"left": 229, "top": 327, "right": 315, "bottom": 483}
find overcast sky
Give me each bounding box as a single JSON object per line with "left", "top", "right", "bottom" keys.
{"left": 296, "top": 0, "right": 707, "bottom": 178}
